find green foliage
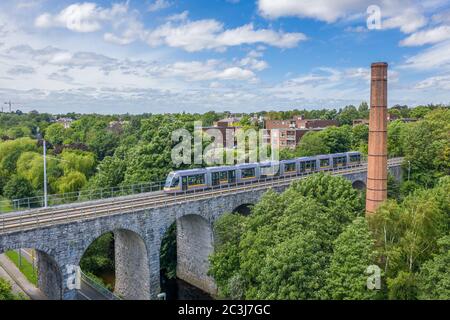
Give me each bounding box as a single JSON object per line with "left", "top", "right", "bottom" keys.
{"left": 3, "top": 175, "right": 35, "bottom": 200}
{"left": 290, "top": 173, "right": 363, "bottom": 221}
{"left": 402, "top": 108, "right": 449, "bottom": 187}
{"left": 44, "top": 123, "right": 69, "bottom": 145}
{"left": 56, "top": 171, "right": 87, "bottom": 194}
{"left": 337, "top": 105, "right": 360, "bottom": 125}
{"left": 387, "top": 120, "right": 406, "bottom": 157}
{"left": 325, "top": 217, "right": 378, "bottom": 300}
{"left": 296, "top": 131, "right": 329, "bottom": 156}
{"left": 296, "top": 125, "right": 353, "bottom": 157}
{"left": 160, "top": 223, "right": 177, "bottom": 279}
{"left": 352, "top": 124, "right": 368, "bottom": 153}
{"left": 209, "top": 173, "right": 362, "bottom": 299}
{"left": 387, "top": 271, "right": 419, "bottom": 300}
{"left": 80, "top": 233, "right": 115, "bottom": 276}
{"left": 417, "top": 236, "right": 450, "bottom": 300}
{"left": 369, "top": 180, "right": 449, "bottom": 299}
{"left": 60, "top": 150, "right": 96, "bottom": 176}
{"left": 0, "top": 278, "right": 23, "bottom": 300}
{"left": 0, "top": 138, "right": 37, "bottom": 173}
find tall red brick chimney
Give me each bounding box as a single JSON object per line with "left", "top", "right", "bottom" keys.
{"left": 366, "top": 62, "right": 388, "bottom": 215}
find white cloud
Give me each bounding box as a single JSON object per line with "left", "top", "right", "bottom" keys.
{"left": 258, "top": 0, "right": 429, "bottom": 33}
{"left": 382, "top": 7, "right": 427, "bottom": 33}
{"left": 217, "top": 67, "right": 255, "bottom": 80}
{"left": 145, "top": 20, "right": 306, "bottom": 52}
{"left": 415, "top": 74, "right": 450, "bottom": 89}
{"left": 148, "top": 0, "right": 172, "bottom": 12}
{"left": 400, "top": 25, "right": 450, "bottom": 46}
{"left": 35, "top": 2, "right": 128, "bottom": 32}
{"left": 166, "top": 11, "right": 189, "bottom": 22}
{"left": 258, "top": 0, "right": 368, "bottom": 23}
{"left": 402, "top": 40, "right": 450, "bottom": 70}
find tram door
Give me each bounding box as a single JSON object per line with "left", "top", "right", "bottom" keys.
{"left": 182, "top": 176, "right": 188, "bottom": 191}
{"left": 211, "top": 172, "right": 220, "bottom": 186}
{"left": 228, "top": 170, "right": 236, "bottom": 184}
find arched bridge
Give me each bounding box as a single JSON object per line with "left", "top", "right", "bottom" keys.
{"left": 0, "top": 158, "right": 403, "bottom": 300}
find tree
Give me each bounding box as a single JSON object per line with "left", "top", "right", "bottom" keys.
{"left": 296, "top": 132, "right": 329, "bottom": 156}
{"left": 209, "top": 174, "right": 363, "bottom": 300}
{"left": 3, "top": 175, "right": 35, "bottom": 200}
{"left": 417, "top": 236, "right": 450, "bottom": 300}
{"left": 387, "top": 271, "right": 419, "bottom": 300}
{"left": 358, "top": 101, "right": 369, "bottom": 113}
{"left": 402, "top": 108, "right": 449, "bottom": 187}
{"left": 80, "top": 233, "right": 115, "bottom": 276}
{"left": 44, "top": 123, "right": 69, "bottom": 145}
{"left": 352, "top": 124, "right": 369, "bottom": 153}
{"left": 325, "top": 217, "right": 378, "bottom": 300}
{"left": 253, "top": 231, "right": 328, "bottom": 299}
{"left": 56, "top": 171, "right": 87, "bottom": 194}
{"left": 60, "top": 150, "right": 96, "bottom": 177}
{"left": 0, "top": 278, "right": 22, "bottom": 300}
{"left": 369, "top": 183, "right": 448, "bottom": 299}
{"left": 337, "top": 105, "right": 360, "bottom": 125}
{"left": 290, "top": 173, "right": 363, "bottom": 223}
{"left": 387, "top": 120, "right": 406, "bottom": 157}
{"left": 0, "top": 138, "right": 37, "bottom": 173}
{"left": 160, "top": 223, "right": 177, "bottom": 280}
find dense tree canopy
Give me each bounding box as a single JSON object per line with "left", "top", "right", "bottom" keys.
{"left": 209, "top": 174, "right": 362, "bottom": 299}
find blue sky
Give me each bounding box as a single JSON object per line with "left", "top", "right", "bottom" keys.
{"left": 0, "top": 0, "right": 450, "bottom": 114}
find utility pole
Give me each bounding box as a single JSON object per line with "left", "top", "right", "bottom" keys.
{"left": 43, "top": 139, "right": 48, "bottom": 208}
{"left": 408, "top": 160, "right": 411, "bottom": 181}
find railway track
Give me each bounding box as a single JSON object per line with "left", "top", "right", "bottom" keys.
{"left": 0, "top": 158, "right": 403, "bottom": 235}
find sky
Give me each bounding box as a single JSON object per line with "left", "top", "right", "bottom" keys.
{"left": 0, "top": 0, "right": 450, "bottom": 114}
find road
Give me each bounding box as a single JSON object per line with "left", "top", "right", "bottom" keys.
{"left": 0, "top": 249, "right": 111, "bottom": 300}
{"left": 0, "top": 158, "right": 404, "bottom": 235}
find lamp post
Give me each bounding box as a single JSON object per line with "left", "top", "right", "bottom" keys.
{"left": 37, "top": 128, "right": 48, "bottom": 208}
{"left": 43, "top": 139, "right": 48, "bottom": 208}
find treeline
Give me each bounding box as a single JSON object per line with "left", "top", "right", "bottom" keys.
{"left": 209, "top": 174, "right": 449, "bottom": 300}
{"left": 0, "top": 105, "right": 447, "bottom": 203}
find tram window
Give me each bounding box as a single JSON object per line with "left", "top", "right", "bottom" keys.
{"left": 171, "top": 177, "right": 179, "bottom": 187}
{"left": 187, "top": 174, "right": 205, "bottom": 186}
{"left": 334, "top": 156, "right": 347, "bottom": 167}
{"left": 350, "top": 154, "right": 361, "bottom": 163}
{"left": 285, "top": 163, "right": 296, "bottom": 172}
{"left": 320, "top": 159, "right": 330, "bottom": 167}
{"left": 219, "top": 171, "right": 228, "bottom": 181}
{"left": 260, "top": 165, "right": 271, "bottom": 176}
{"left": 241, "top": 168, "right": 256, "bottom": 178}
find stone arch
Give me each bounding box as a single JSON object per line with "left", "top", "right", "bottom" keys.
{"left": 176, "top": 214, "right": 217, "bottom": 295}
{"left": 0, "top": 244, "right": 63, "bottom": 300}
{"left": 233, "top": 203, "right": 255, "bottom": 216}
{"left": 79, "top": 227, "right": 151, "bottom": 300}
{"left": 352, "top": 180, "right": 367, "bottom": 191}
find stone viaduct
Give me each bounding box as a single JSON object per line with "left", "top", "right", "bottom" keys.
{"left": 0, "top": 165, "right": 402, "bottom": 300}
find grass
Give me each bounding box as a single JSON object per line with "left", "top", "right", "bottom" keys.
{"left": 5, "top": 250, "right": 38, "bottom": 286}
{"left": 0, "top": 197, "right": 13, "bottom": 213}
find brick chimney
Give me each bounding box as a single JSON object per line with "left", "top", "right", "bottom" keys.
{"left": 366, "top": 62, "right": 388, "bottom": 215}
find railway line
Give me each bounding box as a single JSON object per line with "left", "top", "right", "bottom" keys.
{"left": 0, "top": 158, "right": 403, "bottom": 235}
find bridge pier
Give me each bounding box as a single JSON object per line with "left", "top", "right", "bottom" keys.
{"left": 36, "top": 251, "right": 63, "bottom": 300}
{"left": 114, "top": 229, "right": 151, "bottom": 300}
{"left": 176, "top": 214, "right": 217, "bottom": 296}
